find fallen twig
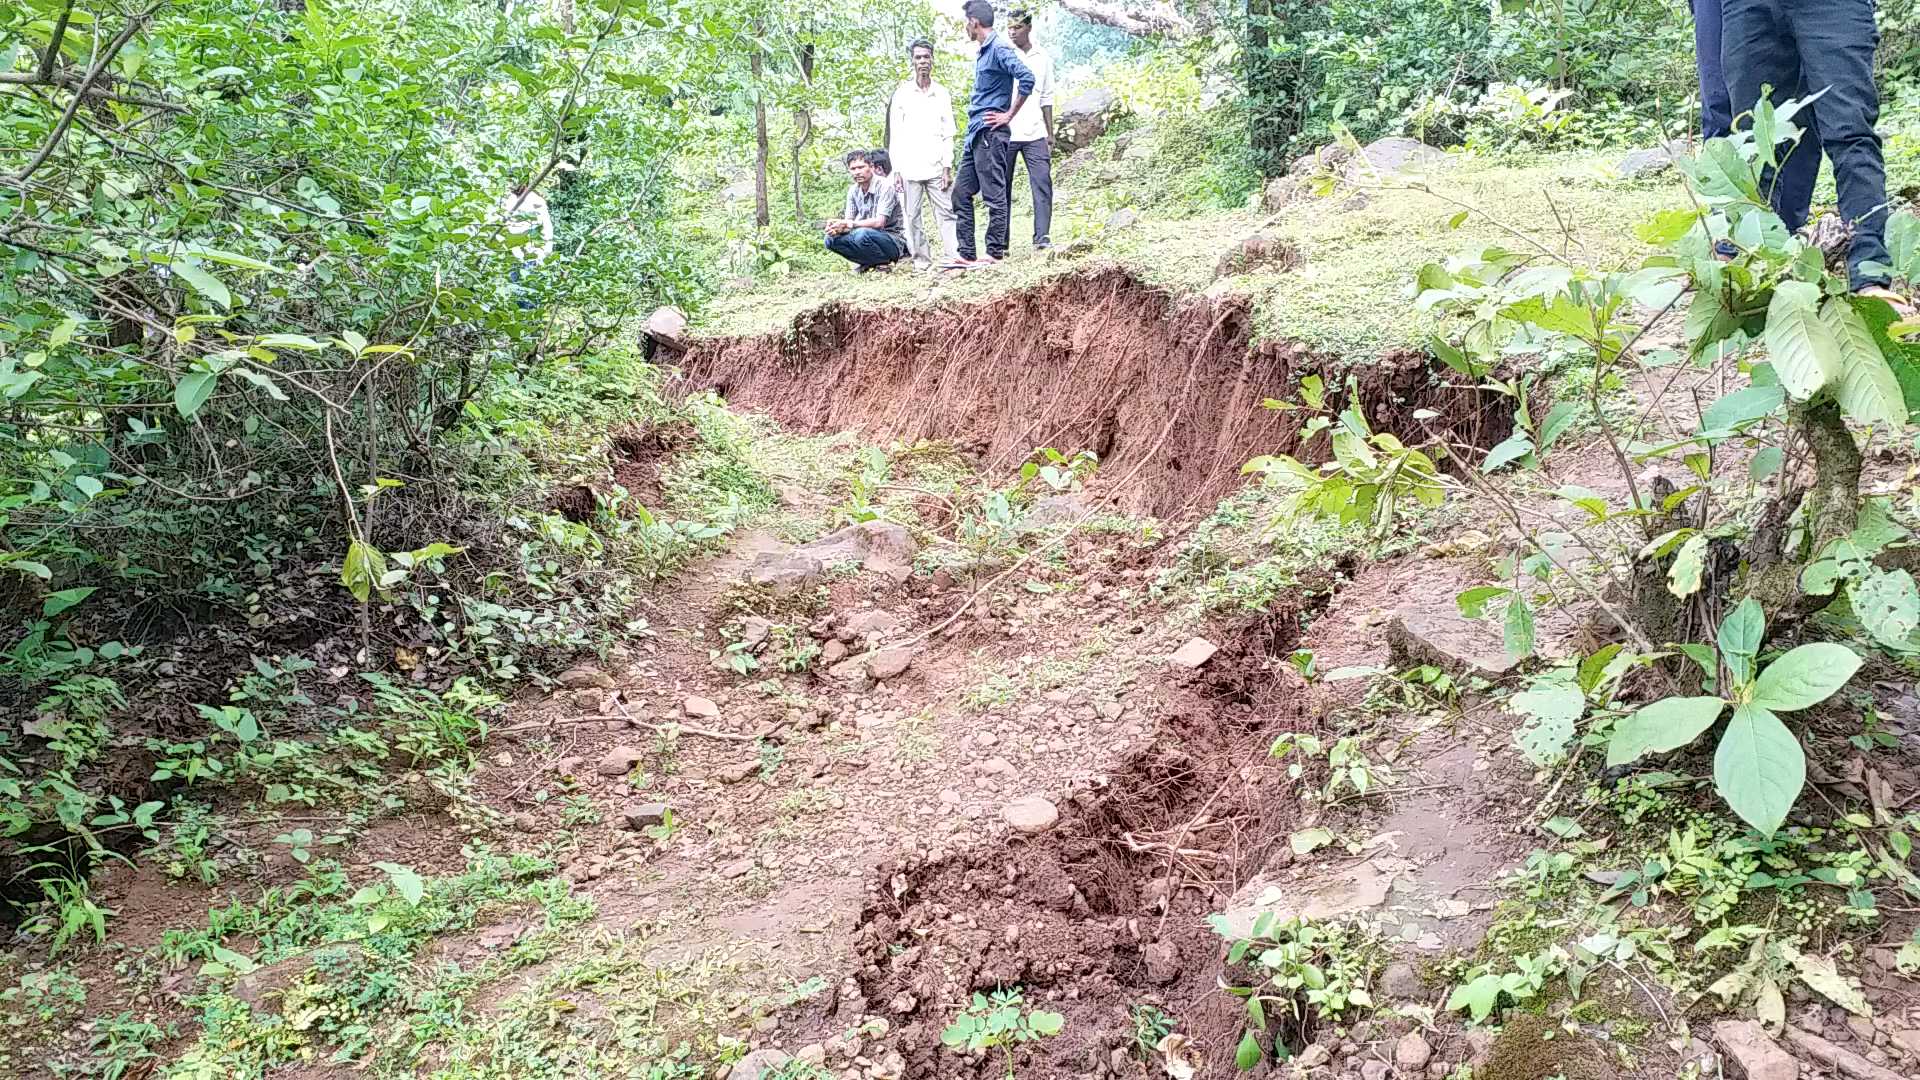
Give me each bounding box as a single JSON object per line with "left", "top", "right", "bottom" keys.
{"left": 491, "top": 713, "right": 755, "bottom": 742}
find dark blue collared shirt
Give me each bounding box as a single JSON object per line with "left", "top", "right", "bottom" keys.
{"left": 964, "top": 31, "right": 1035, "bottom": 146}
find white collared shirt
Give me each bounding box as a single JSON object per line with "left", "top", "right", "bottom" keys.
{"left": 1007, "top": 43, "right": 1054, "bottom": 144}
{"left": 888, "top": 77, "right": 956, "bottom": 182}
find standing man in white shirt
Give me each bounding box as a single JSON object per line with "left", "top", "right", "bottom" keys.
{"left": 1005, "top": 10, "right": 1054, "bottom": 251}
{"left": 500, "top": 183, "right": 554, "bottom": 308}
{"left": 884, "top": 40, "right": 959, "bottom": 271}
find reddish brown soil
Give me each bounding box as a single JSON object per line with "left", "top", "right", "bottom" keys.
{"left": 841, "top": 623, "right": 1314, "bottom": 1079}
{"left": 677, "top": 269, "right": 1510, "bottom": 517}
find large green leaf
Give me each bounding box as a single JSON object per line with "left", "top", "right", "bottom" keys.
{"left": 1856, "top": 295, "right": 1920, "bottom": 414}
{"left": 1512, "top": 683, "right": 1584, "bottom": 766}
{"left": 1698, "top": 385, "right": 1785, "bottom": 437}
{"left": 1853, "top": 568, "right": 1920, "bottom": 648}
{"left": 174, "top": 371, "right": 218, "bottom": 418}
{"left": 1750, "top": 643, "right": 1861, "bottom": 711}
{"left": 1822, "top": 298, "right": 1908, "bottom": 428}
{"left": 1717, "top": 598, "right": 1765, "bottom": 686}
{"left": 1713, "top": 704, "right": 1805, "bottom": 836}
{"left": 1606, "top": 696, "right": 1726, "bottom": 766}
{"left": 1668, "top": 533, "right": 1708, "bottom": 597}
{"left": 1764, "top": 282, "right": 1841, "bottom": 400}
{"left": 171, "top": 260, "right": 232, "bottom": 309}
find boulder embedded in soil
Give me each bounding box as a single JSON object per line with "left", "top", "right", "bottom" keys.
{"left": 1054, "top": 86, "right": 1123, "bottom": 153}
{"left": 1214, "top": 232, "right": 1303, "bottom": 280}
{"left": 795, "top": 521, "right": 917, "bottom": 583}
{"left": 747, "top": 550, "right": 826, "bottom": 591}
{"left": 1386, "top": 607, "right": 1517, "bottom": 679}
{"left": 595, "top": 745, "right": 646, "bottom": 777}
{"left": 682, "top": 695, "right": 720, "bottom": 720}
{"left": 1357, "top": 136, "right": 1449, "bottom": 174}
{"left": 1003, "top": 795, "right": 1060, "bottom": 834}
{"left": 1712, "top": 1021, "right": 1799, "bottom": 1080}
{"left": 1169, "top": 637, "right": 1219, "bottom": 669}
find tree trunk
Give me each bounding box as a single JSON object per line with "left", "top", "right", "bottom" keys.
{"left": 555, "top": 0, "right": 574, "bottom": 34}
{"left": 791, "top": 41, "right": 815, "bottom": 224}
{"left": 751, "top": 25, "right": 769, "bottom": 229}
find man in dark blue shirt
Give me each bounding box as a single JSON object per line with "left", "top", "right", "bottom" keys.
{"left": 943, "top": 0, "right": 1034, "bottom": 268}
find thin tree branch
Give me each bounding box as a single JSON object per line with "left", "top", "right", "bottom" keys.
{"left": 13, "top": 3, "right": 164, "bottom": 185}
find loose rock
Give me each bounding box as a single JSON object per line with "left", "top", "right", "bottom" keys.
{"left": 1381, "top": 961, "right": 1423, "bottom": 999}
{"left": 727, "top": 1049, "right": 790, "bottom": 1080}
{"left": 1169, "top": 637, "right": 1218, "bottom": 668}
{"left": 1003, "top": 795, "right": 1060, "bottom": 834}
{"left": 595, "top": 745, "right": 645, "bottom": 777}
{"left": 868, "top": 647, "right": 915, "bottom": 680}
{"left": 1142, "top": 941, "right": 1180, "bottom": 985}
{"left": 557, "top": 665, "right": 615, "bottom": 690}
{"left": 622, "top": 802, "right": 669, "bottom": 830}
{"left": 1714, "top": 1020, "right": 1799, "bottom": 1080}
{"left": 1394, "top": 1031, "right": 1433, "bottom": 1071}
{"left": 683, "top": 695, "right": 720, "bottom": 720}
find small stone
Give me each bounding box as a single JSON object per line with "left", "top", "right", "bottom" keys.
{"left": 1394, "top": 1032, "right": 1432, "bottom": 1071}
{"left": 683, "top": 695, "right": 720, "bottom": 720}
{"left": 1293, "top": 1044, "right": 1330, "bottom": 1069}
{"left": 509, "top": 811, "right": 538, "bottom": 832}
{"left": 871, "top": 1051, "right": 906, "bottom": 1080}
{"left": 821, "top": 639, "right": 849, "bottom": 663}
{"left": 1003, "top": 795, "right": 1059, "bottom": 834}
{"left": 622, "top": 802, "right": 669, "bottom": 830}
{"left": 976, "top": 756, "right": 1018, "bottom": 778}
{"left": 557, "top": 665, "right": 615, "bottom": 689}
{"left": 794, "top": 1043, "right": 826, "bottom": 1066}
{"left": 595, "top": 745, "right": 645, "bottom": 777}
{"left": 737, "top": 617, "right": 773, "bottom": 647}
{"left": 889, "top": 992, "right": 917, "bottom": 1014}
{"left": 868, "top": 647, "right": 915, "bottom": 680}
{"left": 1360, "top": 1061, "right": 1391, "bottom": 1080}
{"left": 1464, "top": 1028, "right": 1495, "bottom": 1065}
{"left": 1168, "top": 637, "right": 1218, "bottom": 668}
{"left": 493, "top": 751, "right": 514, "bottom": 768}
{"left": 720, "top": 857, "right": 755, "bottom": 879}
{"left": 717, "top": 759, "right": 759, "bottom": 784}
{"left": 1381, "top": 961, "right": 1422, "bottom": 999}
{"left": 728, "top": 1048, "right": 791, "bottom": 1080}
{"left": 1891, "top": 1029, "right": 1920, "bottom": 1058}
{"left": 1713, "top": 1020, "right": 1799, "bottom": 1080}
{"left": 975, "top": 731, "right": 999, "bottom": 748}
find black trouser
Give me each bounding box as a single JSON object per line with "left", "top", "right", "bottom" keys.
{"left": 953, "top": 128, "right": 1012, "bottom": 260}
{"left": 1006, "top": 138, "right": 1053, "bottom": 249}
{"left": 1724, "top": 0, "right": 1890, "bottom": 289}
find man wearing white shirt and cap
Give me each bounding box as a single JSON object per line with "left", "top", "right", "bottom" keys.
{"left": 1005, "top": 10, "right": 1054, "bottom": 252}
{"left": 884, "top": 39, "right": 958, "bottom": 271}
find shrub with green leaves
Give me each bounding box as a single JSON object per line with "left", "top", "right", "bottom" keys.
{"left": 1606, "top": 599, "right": 1860, "bottom": 836}
{"left": 939, "top": 989, "right": 1065, "bottom": 1077}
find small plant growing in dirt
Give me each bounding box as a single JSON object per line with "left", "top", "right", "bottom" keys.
{"left": 939, "top": 989, "right": 1066, "bottom": 1077}
{"left": 1604, "top": 598, "right": 1861, "bottom": 836}
{"left": 1269, "top": 732, "right": 1394, "bottom": 802}
{"left": 1446, "top": 947, "right": 1566, "bottom": 1023}
{"left": 1128, "top": 1004, "right": 1176, "bottom": 1059}
{"left": 1209, "top": 912, "right": 1377, "bottom": 1069}
{"left": 1243, "top": 374, "right": 1446, "bottom": 538}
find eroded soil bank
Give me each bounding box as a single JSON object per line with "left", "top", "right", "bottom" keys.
{"left": 678, "top": 269, "right": 1508, "bottom": 516}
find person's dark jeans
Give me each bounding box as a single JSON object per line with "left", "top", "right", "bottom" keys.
{"left": 1696, "top": 0, "right": 1819, "bottom": 255}
{"left": 1006, "top": 138, "right": 1053, "bottom": 249}
{"left": 1693, "top": 0, "right": 1734, "bottom": 140}
{"left": 953, "top": 128, "right": 1012, "bottom": 260}
{"left": 1724, "top": 0, "right": 1890, "bottom": 289}
{"left": 508, "top": 262, "right": 536, "bottom": 310}
{"left": 825, "top": 227, "right": 904, "bottom": 268}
